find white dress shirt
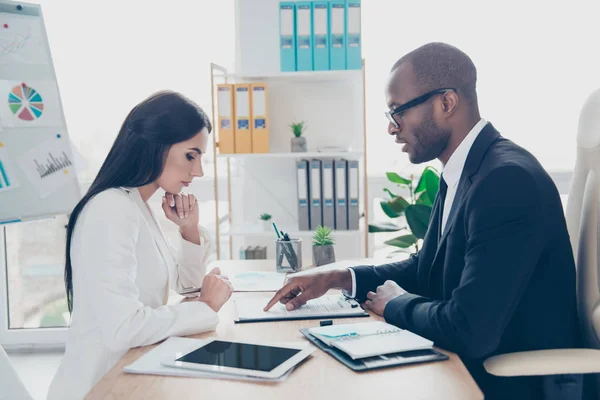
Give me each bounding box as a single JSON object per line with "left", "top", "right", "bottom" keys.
{"left": 346, "top": 119, "right": 488, "bottom": 298}
{"left": 47, "top": 188, "right": 218, "bottom": 400}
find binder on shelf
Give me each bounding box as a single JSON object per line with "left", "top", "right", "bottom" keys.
{"left": 279, "top": 2, "right": 297, "bottom": 72}
{"left": 250, "top": 83, "right": 269, "bottom": 153}
{"left": 310, "top": 159, "right": 323, "bottom": 229}
{"left": 329, "top": 0, "right": 346, "bottom": 70}
{"left": 334, "top": 159, "right": 348, "bottom": 230}
{"left": 297, "top": 159, "right": 311, "bottom": 231}
{"left": 217, "top": 84, "right": 235, "bottom": 154}
{"left": 295, "top": 2, "right": 313, "bottom": 71}
{"left": 312, "top": 0, "right": 330, "bottom": 71}
{"left": 348, "top": 159, "right": 359, "bottom": 230}
{"left": 345, "top": 0, "right": 361, "bottom": 70}
{"left": 322, "top": 158, "right": 335, "bottom": 229}
{"left": 234, "top": 84, "right": 252, "bottom": 153}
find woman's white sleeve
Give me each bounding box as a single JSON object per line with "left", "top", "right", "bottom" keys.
{"left": 77, "top": 192, "right": 218, "bottom": 352}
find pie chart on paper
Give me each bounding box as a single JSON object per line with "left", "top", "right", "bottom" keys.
{"left": 8, "top": 82, "right": 44, "bottom": 121}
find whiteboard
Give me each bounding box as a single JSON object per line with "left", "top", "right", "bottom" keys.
{"left": 0, "top": 1, "right": 80, "bottom": 224}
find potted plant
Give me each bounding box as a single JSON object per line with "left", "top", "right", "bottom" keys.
{"left": 259, "top": 213, "right": 272, "bottom": 231}
{"left": 368, "top": 166, "right": 440, "bottom": 254}
{"left": 290, "top": 121, "right": 307, "bottom": 152}
{"left": 312, "top": 225, "right": 335, "bottom": 266}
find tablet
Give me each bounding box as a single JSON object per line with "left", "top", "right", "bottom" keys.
{"left": 162, "top": 338, "right": 314, "bottom": 379}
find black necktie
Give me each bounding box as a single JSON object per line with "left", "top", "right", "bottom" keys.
{"left": 437, "top": 176, "right": 448, "bottom": 239}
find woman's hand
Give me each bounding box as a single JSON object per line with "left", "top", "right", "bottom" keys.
{"left": 162, "top": 191, "right": 199, "bottom": 226}
{"left": 197, "top": 267, "right": 233, "bottom": 312}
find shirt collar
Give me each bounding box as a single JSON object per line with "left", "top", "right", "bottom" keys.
{"left": 441, "top": 118, "right": 487, "bottom": 188}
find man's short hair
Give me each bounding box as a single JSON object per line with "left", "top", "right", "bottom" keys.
{"left": 392, "top": 42, "right": 478, "bottom": 103}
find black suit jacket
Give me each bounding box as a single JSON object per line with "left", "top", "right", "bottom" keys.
{"left": 353, "top": 124, "right": 582, "bottom": 399}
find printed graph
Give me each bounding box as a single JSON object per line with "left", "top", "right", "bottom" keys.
{"left": 0, "top": 145, "right": 19, "bottom": 193}
{"left": 8, "top": 82, "right": 44, "bottom": 121}
{"left": 34, "top": 150, "right": 72, "bottom": 179}
{"left": 0, "top": 16, "right": 49, "bottom": 65}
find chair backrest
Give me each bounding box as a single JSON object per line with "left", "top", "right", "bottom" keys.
{"left": 566, "top": 88, "right": 600, "bottom": 351}
{"left": 0, "top": 345, "right": 33, "bottom": 400}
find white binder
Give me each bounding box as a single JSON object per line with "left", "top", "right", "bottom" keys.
{"left": 322, "top": 158, "right": 335, "bottom": 229}
{"left": 309, "top": 159, "right": 323, "bottom": 229}
{"left": 334, "top": 159, "right": 348, "bottom": 230}
{"left": 348, "top": 159, "right": 359, "bottom": 230}
{"left": 296, "top": 159, "right": 310, "bottom": 231}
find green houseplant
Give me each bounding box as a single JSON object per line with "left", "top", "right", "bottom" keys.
{"left": 289, "top": 121, "right": 307, "bottom": 152}
{"left": 259, "top": 213, "right": 272, "bottom": 231}
{"left": 312, "top": 225, "right": 335, "bottom": 266}
{"left": 368, "top": 166, "right": 440, "bottom": 253}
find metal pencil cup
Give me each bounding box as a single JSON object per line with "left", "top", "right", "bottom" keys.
{"left": 275, "top": 238, "right": 302, "bottom": 272}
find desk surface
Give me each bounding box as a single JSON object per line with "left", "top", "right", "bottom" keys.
{"left": 86, "top": 260, "right": 483, "bottom": 400}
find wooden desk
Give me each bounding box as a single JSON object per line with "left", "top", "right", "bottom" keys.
{"left": 86, "top": 260, "right": 483, "bottom": 400}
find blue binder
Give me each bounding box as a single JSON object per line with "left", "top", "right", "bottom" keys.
{"left": 329, "top": 0, "right": 346, "bottom": 70}
{"left": 312, "top": 1, "right": 330, "bottom": 71}
{"left": 295, "top": 2, "right": 313, "bottom": 71}
{"left": 345, "top": 0, "right": 361, "bottom": 70}
{"left": 279, "top": 2, "right": 296, "bottom": 72}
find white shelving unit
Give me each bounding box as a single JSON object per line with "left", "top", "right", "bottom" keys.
{"left": 209, "top": 0, "right": 368, "bottom": 262}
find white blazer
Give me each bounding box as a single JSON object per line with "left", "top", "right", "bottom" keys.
{"left": 47, "top": 188, "right": 218, "bottom": 400}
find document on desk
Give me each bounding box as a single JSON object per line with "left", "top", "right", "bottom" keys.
{"left": 234, "top": 294, "right": 369, "bottom": 323}
{"left": 231, "top": 271, "right": 287, "bottom": 292}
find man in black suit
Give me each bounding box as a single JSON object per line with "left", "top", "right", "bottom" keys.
{"left": 265, "top": 42, "right": 582, "bottom": 399}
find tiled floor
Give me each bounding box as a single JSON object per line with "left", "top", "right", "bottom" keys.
{"left": 7, "top": 350, "right": 63, "bottom": 400}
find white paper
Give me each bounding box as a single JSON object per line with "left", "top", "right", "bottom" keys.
{"left": 336, "top": 163, "right": 346, "bottom": 201}
{"left": 0, "top": 80, "right": 63, "bottom": 127}
{"left": 218, "top": 86, "right": 232, "bottom": 117}
{"left": 0, "top": 13, "right": 50, "bottom": 65}
{"left": 314, "top": 8, "right": 328, "bottom": 35}
{"left": 235, "top": 87, "right": 249, "bottom": 118}
{"left": 323, "top": 163, "right": 333, "bottom": 200}
{"left": 331, "top": 7, "right": 344, "bottom": 34}
{"left": 297, "top": 7, "right": 311, "bottom": 36}
{"left": 280, "top": 8, "right": 294, "bottom": 36}
{"left": 18, "top": 137, "right": 75, "bottom": 198}
{"left": 297, "top": 164, "right": 307, "bottom": 201}
{"left": 231, "top": 271, "right": 286, "bottom": 292}
{"left": 124, "top": 337, "right": 295, "bottom": 382}
{"left": 348, "top": 7, "right": 361, "bottom": 34}
{"left": 0, "top": 144, "right": 20, "bottom": 193}
{"left": 311, "top": 165, "right": 321, "bottom": 201}
{"left": 252, "top": 87, "right": 266, "bottom": 117}
{"left": 349, "top": 164, "right": 359, "bottom": 198}
{"left": 235, "top": 294, "right": 364, "bottom": 321}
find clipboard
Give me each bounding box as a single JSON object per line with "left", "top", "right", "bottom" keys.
{"left": 233, "top": 295, "right": 369, "bottom": 324}
{"left": 300, "top": 328, "right": 449, "bottom": 371}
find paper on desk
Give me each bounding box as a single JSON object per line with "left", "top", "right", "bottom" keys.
{"left": 235, "top": 294, "right": 365, "bottom": 321}
{"left": 123, "top": 337, "right": 294, "bottom": 382}
{"left": 231, "top": 271, "right": 287, "bottom": 292}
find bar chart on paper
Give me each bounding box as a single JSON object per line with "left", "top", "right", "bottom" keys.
{"left": 18, "top": 137, "right": 75, "bottom": 198}
{"left": 0, "top": 144, "right": 19, "bottom": 193}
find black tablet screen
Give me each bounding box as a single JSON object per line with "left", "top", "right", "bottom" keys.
{"left": 176, "top": 340, "right": 301, "bottom": 372}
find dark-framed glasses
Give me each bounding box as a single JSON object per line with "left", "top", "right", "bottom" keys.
{"left": 385, "top": 88, "right": 455, "bottom": 128}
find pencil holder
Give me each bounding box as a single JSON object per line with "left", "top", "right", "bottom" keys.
{"left": 275, "top": 238, "right": 302, "bottom": 272}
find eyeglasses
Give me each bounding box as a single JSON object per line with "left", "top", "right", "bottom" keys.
{"left": 385, "top": 88, "right": 455, "bottom": 128}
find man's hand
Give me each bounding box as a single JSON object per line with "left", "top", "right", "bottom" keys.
{"left": 264, "top": 269, "right": 352, "bottom": 311}
{"left": 364, "top": 280, "right": 407, "bottom": 316}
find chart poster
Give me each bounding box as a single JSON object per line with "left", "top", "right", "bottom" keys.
{"left": 0, "top": 141, "right": 20, "bottom": 194}
{"left": 0, "top": 13, "right": 50, "bottom": 65}
{"left": 18, "top": 136, "right": 75, "bottom": 198}
{"left": 0, "top": 80, "right": 63, "bottom": 128}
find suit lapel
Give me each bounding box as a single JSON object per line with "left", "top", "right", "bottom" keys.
{"left": 128, "top": 188, "right": 175, "bottom": 300}
{"left": 430, "top": 123, "right": 501, "bottom": 265}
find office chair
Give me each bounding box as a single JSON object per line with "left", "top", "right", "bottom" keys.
{"left": 0, "top": 345, "right": 33, "bottom": 400}
{"left": 483, "top": 89, "right": 600, "bottom": 398}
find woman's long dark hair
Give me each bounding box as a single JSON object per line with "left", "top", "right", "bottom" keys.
{"left": 65, "top": 91, "right": 212, "bottom": 312}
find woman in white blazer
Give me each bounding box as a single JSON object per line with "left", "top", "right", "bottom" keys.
{"left": 47, "top": 91, "right": 233, "bottom": 400}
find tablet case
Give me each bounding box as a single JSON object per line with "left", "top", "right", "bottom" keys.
{"left": 299, "top": 328, "right": 448, "bottom": 371}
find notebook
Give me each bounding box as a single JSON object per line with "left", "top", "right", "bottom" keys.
{"left": 308, "top": 321, "right": 433, "bottom": 359}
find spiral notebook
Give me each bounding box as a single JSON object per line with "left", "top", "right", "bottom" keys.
{"left": 307, "top": 321, "right": 433, "bottom": 359}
